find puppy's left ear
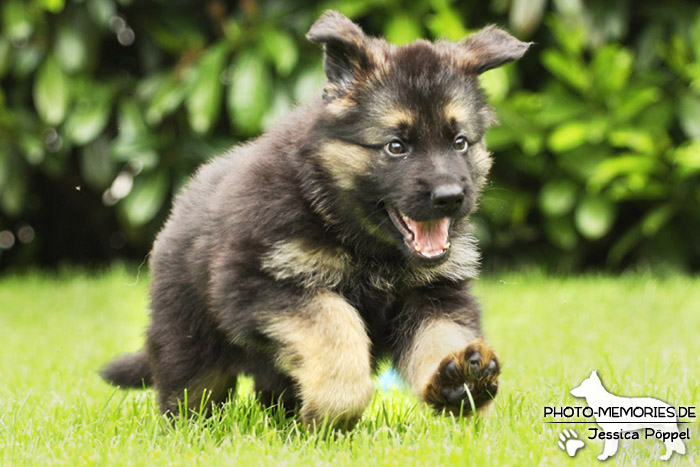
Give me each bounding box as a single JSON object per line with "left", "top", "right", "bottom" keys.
{"left": 459, "top": 26, "right": 531, "bottom": 74}
{"left": 307, "top": 11, "right": 374, "bottom": 94}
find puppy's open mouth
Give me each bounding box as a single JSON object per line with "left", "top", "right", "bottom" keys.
{"left": 387, "top": 205, "right": 450, "bottom": 260}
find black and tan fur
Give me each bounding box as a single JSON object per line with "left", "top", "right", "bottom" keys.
{"left": 101, "top": 11, "right": 530, "bottom": 428}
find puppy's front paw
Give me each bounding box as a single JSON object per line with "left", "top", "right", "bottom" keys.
{"left": 424, "top": 338, "right": 499, "bottom": 415}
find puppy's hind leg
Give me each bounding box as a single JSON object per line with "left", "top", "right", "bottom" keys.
{"left": 148, "top": 331, "right": 240, "bottom": 417}
{"left": 263, "top": 292, "right": 374, "bottom": 430}
{"left": 248, "top": 353, "right": 300, "bottom": 417}
{"left": 146, "top": 294, "right": 241, "bottom": 417}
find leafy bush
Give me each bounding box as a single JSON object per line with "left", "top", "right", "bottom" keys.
{"left": 0, "top": 0, "right": 698, "bottom": 270}
{"left": 482, "top": 4, "right": 700, "bottom": 270}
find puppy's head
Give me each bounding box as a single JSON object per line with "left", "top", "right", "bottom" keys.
{"left": 308, "top": 11, "right": 530, "bottom": 264}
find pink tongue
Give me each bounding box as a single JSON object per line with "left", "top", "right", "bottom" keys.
{"left": 405, "top": 218, "right": 450, "bottom": 254}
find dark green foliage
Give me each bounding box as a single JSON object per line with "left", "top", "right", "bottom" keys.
{"left": 483, "top": 4, "right": 700, "bottom": 270}
{"left": 0, "top": 0, "right": 698, "bottom": 270}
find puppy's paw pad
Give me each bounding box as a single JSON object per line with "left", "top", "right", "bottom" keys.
{"left": 424, "top": 338, "right": 500, "bottom": 414}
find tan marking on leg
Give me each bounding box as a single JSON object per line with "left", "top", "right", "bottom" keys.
{"left": 265, "top": 292, "right": 374, "bottom": 427}
{"left": 398, "top": 318, "right": 477, "bottom": 396}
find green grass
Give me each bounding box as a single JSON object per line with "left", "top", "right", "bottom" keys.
{"left": 1, "top": 268, "right": 698, "bottom": 466}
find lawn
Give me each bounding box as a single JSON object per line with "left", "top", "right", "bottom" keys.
{"left": 0, "top": 268, "right": 697, "bottom": 466}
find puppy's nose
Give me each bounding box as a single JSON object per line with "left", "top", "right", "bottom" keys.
{"left": 431, "top": 184, "right": 465, "bottom": 213}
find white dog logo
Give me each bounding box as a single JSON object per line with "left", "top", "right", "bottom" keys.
{"left": 571, "top": 370, "right": 687, "bottom": 461}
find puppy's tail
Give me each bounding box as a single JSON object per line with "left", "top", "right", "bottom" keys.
{"left": 99, "top": 351, "right": 152, "bottom": 388}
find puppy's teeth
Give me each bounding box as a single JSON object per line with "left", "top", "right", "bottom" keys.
{"left": 414, "top": 245, "right": 422, "bottom": 253}
{"left": 445, "top": 242, "right": 451, "bottom": 249}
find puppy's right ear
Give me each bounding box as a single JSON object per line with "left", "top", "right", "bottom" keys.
{"left": 307, "top": 11, "right": 373, "bottom": 95}
{"left": 459, "top": 26, "right": 531, "bottom": 74}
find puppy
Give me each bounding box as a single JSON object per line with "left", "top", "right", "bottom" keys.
{"left": 101, "top": 11, "right": 530, "bottom": 429}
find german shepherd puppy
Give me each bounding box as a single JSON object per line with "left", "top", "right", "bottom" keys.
{"left": 101, "top": 11, "right": 530, "bottom": 428}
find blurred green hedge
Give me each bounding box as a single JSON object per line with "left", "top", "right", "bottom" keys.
{"left": 0, "top": 0, "right": 699, "bottom": 271}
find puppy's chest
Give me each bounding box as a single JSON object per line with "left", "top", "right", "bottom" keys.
{"left": 340, "top": 276, "right": 401, "bottom": 347}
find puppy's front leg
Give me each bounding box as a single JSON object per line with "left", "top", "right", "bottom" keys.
{"left": 263, "top": 291, "right": 374, "bottom": 429}
{"left": 392, "top": 286, "right": 500, "bottom": 415}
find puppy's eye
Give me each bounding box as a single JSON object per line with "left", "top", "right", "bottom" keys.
{"left": 453, "top": 136, "right": 468, "bottom": 152}
{"left": 386, "top": 139, "right": 408, "bottom": 156}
